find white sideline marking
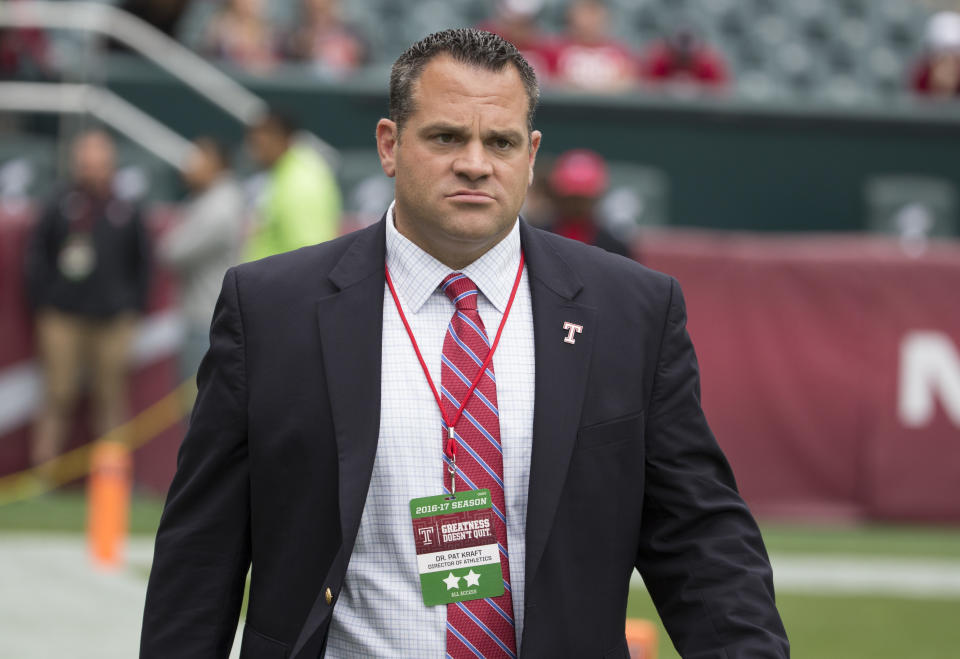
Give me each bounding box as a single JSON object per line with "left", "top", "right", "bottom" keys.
{"left": 769, "top": 555, "right": 960, "bottom": 599}
{"left": 2, "top": 534, "right": 959, "bottom": 659}
{"left": 0, "top": 534, "right": 241, "bottom": 659}
{"left": 631, "top": 554, "right": 960, "bottom": 600}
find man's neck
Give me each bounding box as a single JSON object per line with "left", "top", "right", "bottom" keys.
{"left": 392, "top": 212, "right": 514, "bottom": 271}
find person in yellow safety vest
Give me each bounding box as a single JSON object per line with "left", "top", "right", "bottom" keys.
{"left": 244, "top": 111, "right": 342, "bottom": 261}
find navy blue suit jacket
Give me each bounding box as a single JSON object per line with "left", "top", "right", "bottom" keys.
{"left": 141, "top": 218, "right": 789, "bottom": 658}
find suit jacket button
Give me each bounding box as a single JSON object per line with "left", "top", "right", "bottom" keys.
{"left": 325, "top": 587, "right": 333, "bottom": 605}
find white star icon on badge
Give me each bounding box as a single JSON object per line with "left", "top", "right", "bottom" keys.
{"left": 463, "top": 569, "right": 481, "bottom": 587}
{"left": 443, "top": 572, "right": 461, "bottom": 590}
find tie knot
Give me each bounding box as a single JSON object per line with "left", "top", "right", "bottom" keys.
{"left": 441, "top": 273, "right": 479, "bottom": 311}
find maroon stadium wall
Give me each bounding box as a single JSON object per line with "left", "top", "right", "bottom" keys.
{"left": 2, "top": 210, "right": 959, "bottom": 522}
{"left": 641, "top": 230, "right": 960, "bottom": 523}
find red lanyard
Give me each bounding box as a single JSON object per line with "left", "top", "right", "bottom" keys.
{"left": 385, "top": 251, "right": 525, "bottom": 491}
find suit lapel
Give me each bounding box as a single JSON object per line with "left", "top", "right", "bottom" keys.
{"left": 520, "top": 222, "right": 597, "bottom": 591}
{"left": 317, "top": 219, "right": 387, "bottom": 550}
{"left": 293, "top": 220, "right": 386, "bottom": 658}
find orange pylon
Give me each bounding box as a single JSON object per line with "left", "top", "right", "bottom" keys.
{"left": 87, "top": 440, "right": 132, "bottom": 568}
{"left": 626, "top": 618, "right": 658, "bottom": 658}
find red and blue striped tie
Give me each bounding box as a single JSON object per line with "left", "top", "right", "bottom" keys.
{"left": 440, "top": 273, "right": 518, "bottom": 659}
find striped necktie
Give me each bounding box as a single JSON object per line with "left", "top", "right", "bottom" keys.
{"left": 440, "top": 273, "right": 518, "bottom": 659}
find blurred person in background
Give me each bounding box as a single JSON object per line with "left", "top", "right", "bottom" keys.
{"left": 202, "top": 0, "right": 278, "bottom": 73}
{"left": 641, "top": 27, "right": 729, "bottom": 89}
{"left": 912, "top": 10, "right": 960, "bottom": 96}
{"left": 158, "top": 138, "right": 245, "bottom": 380}
{"left": 547, "top": 149, "right": 632, "bottom": 257}
{"left": 23, "top": 129, "right": 151, "bottom": 478}
{"left": 244, "top": 111, "right": 342, "bottom": 261}
{"left": 519, "top": 154, "right": 556, "bottom": 228}
{"left": 286, "top": 0, "right": 368, "bottom": 78}
{"left": 477, "top": 0, "right": 559, "bottom": 82}
{"left": 553, "top": 0, "right": 640, "bottom": 91}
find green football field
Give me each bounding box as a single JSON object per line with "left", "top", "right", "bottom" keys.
{"left": 630, "top": 522, "right": 960, "bottom": 659}
{"left": 2, "top": 492, "right": 959, "bottom": 659}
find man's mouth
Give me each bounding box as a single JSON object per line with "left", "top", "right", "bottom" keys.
{"left": 447, "top": 190, "right": 495, "bottom": 203}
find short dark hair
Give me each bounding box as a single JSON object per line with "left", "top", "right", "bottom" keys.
{"left": 389, "top": 28, "right": 539, "bottom": 134}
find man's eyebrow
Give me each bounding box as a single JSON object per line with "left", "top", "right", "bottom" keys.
{"left": 417, "top": 122, "right": 468, "bottom": 136}
{"left": 416, "top": 123, "right": 526, "bottom": 144}
{"left": 485, "top": 129, "right": 525, "bottom": 144}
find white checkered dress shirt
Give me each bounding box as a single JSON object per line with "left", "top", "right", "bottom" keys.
{"left": 325, "top": 203, "right": 535, "bottom": 658}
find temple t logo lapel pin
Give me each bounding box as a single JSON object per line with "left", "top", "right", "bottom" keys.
{"left": 562, "top": 321, "right": 583, "bottom": 344}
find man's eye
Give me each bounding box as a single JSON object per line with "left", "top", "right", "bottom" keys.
{"left": 435, "top": 134, "right": 455, "bottom": 144}
{"left": 494, "top": 138, "right": 512, "bottom": 150}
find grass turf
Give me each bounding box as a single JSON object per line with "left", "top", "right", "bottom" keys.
{"left": 4, "top": 492, "right": 960, "bottom": 658}
{"left": 0, "top": 489, "right": 164, "bottom": 536}
{"left": 6, "top": 492, "right": 960, "bottom": 557}
{"left": 760, "top": 523, "right": 960, "bottom": 560}
{"left": 628, "top": 587, "right": 960, "bottom": 659}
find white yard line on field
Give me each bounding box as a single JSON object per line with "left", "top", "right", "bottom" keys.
{"left": 769, "top": 555, "right": 960, "bottom": 599}
{"left": 0, "top": 534, "right": 241, "bottom": 659}
{"left": 2, "top": 534, "right": 959, "bottom": 659}
{"left": 630, "top": 554, "right": 960, "bottom": 600}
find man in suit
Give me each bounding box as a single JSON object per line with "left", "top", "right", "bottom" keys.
{"left": 141, "top": 29, "right": 788, "bottom": 658}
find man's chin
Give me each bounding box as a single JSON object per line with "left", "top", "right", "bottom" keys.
{"left": 442, "top": 214, "right": 515, "bottom": 240}
{"left": 438, "top": 229, "right": 516, "bottom": 265}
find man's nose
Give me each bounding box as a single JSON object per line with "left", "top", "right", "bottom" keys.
{"left": 452, "top": 141, "right": 493, "bottom": 181}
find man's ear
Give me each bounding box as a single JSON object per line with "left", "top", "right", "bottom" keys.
{"left": 376, "top": 119, "right": 399, "bottom": 178}
{"left": 528, "top": 130, "right": 542, "bottom": 186}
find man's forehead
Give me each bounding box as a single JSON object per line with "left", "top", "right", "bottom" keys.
{"left": 409, "top": 55, "right": 528, "bottom": 120}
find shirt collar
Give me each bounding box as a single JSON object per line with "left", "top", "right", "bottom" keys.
{"left": 384, "top": 200, "right": 522, "bottom": 314}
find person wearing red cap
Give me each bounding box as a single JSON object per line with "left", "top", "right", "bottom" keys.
{"left": 547, "top": 148, "right": 633, "bottom": 258}
{"left": 641, "top": 28, "right": 729, "bottom": 88}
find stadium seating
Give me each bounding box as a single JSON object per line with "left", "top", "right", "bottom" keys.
{"left": 166, "top": 0, "right": 933, "bottom": 103}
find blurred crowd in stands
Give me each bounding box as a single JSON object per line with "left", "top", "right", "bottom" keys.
{"left": 7, "top": 0, "right": 960, "bottom": 99}
{"left": 175, "top": 0, "right": 730, "bottom": 91}
{"left": 479, "top": 0, "right": 727, "bottom": 91}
